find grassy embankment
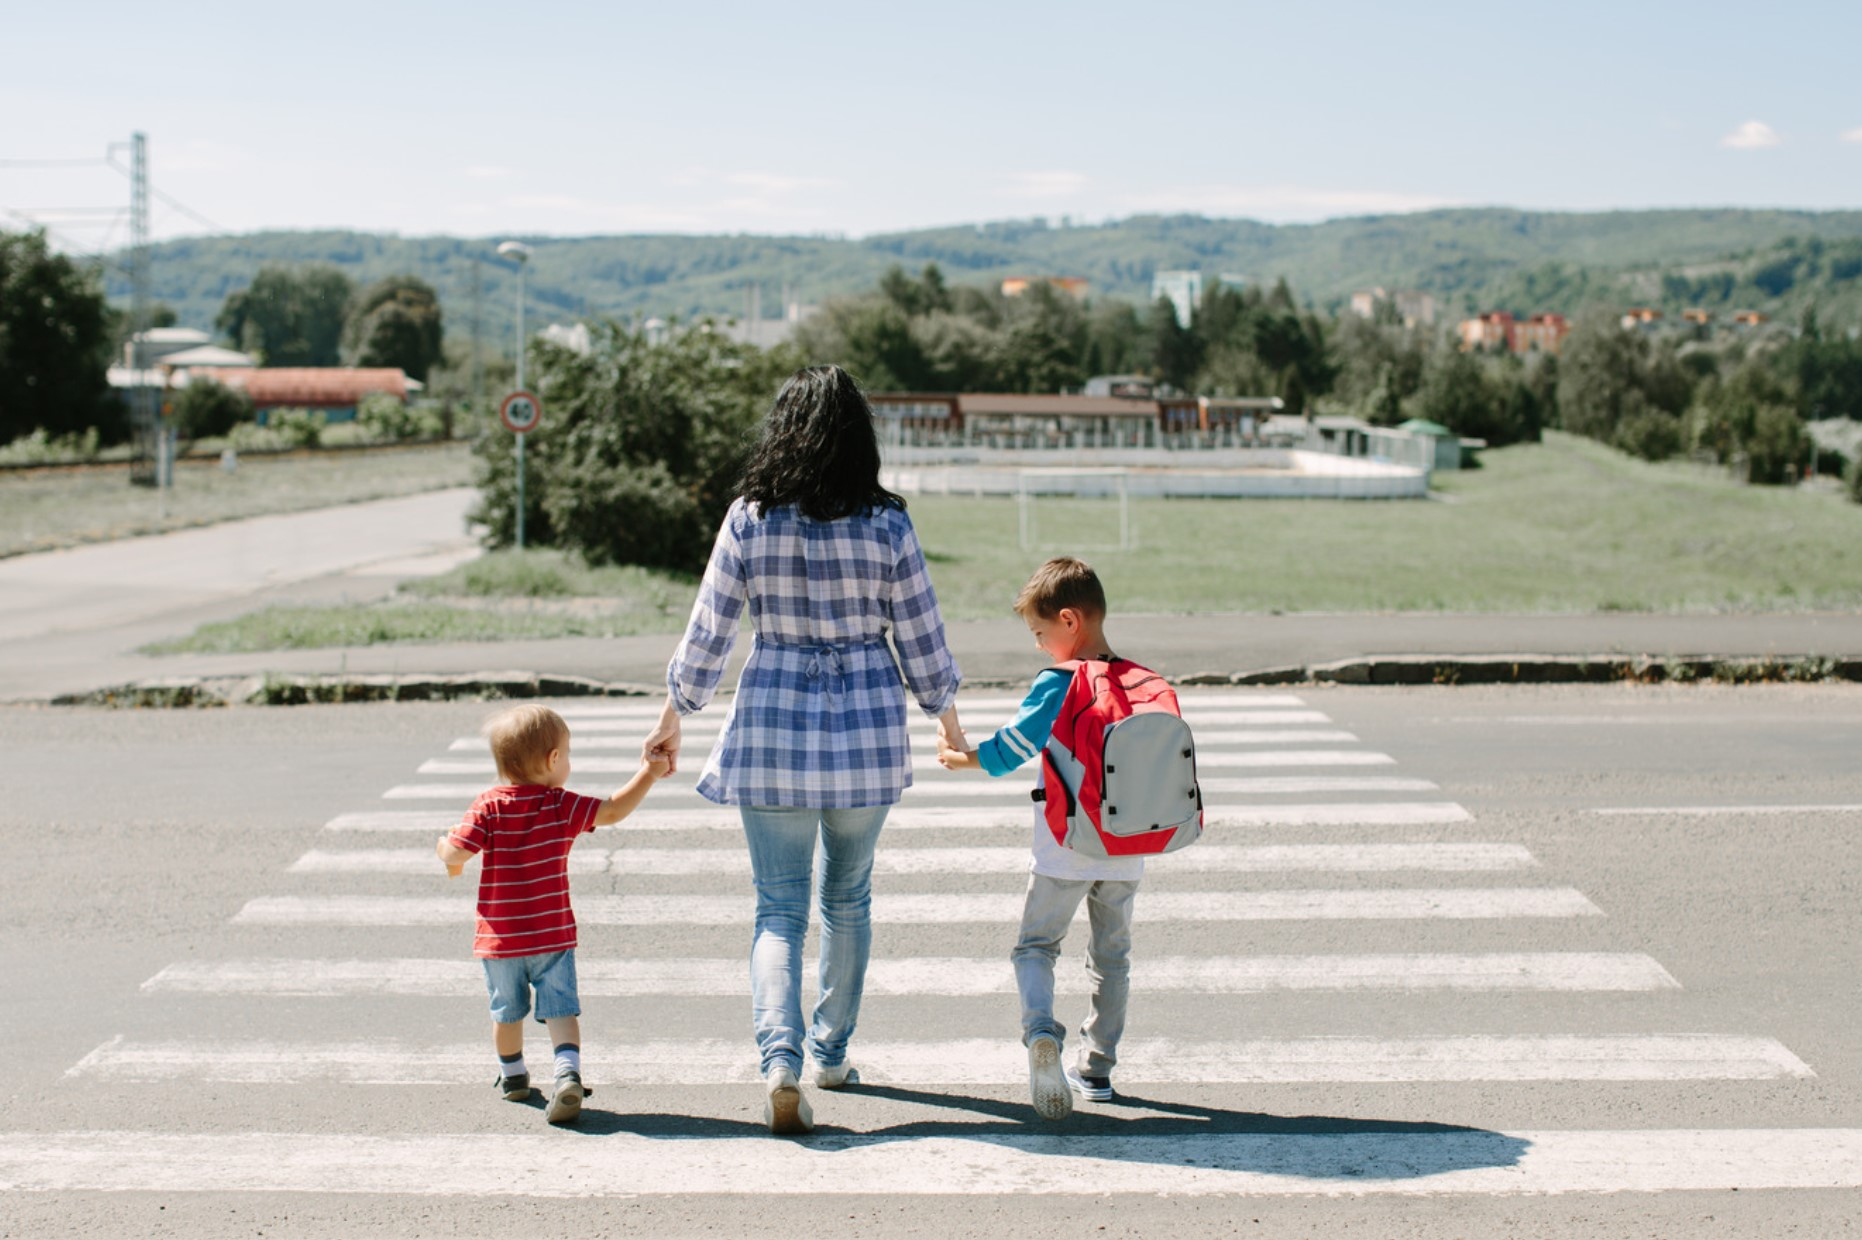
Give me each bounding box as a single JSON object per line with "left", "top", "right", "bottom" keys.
{"left": 0, "top": 441, "right": 474, "bottom": 558}
{"left": 143, "top": 432, "right": 1862, "bottom": 654}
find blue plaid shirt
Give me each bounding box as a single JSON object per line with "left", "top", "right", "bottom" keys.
{"left": 668, "top": 497, "right": 963, "bottom": 808}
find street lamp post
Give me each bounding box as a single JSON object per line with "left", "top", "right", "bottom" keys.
{"left": 497, "top": 240, "right": 532, "bottom": 548}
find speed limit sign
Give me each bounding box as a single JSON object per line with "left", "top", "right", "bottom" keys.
{"left": 499, "top": 390, "right": 543, "bottom": 434}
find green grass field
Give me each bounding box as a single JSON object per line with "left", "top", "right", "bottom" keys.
{"left": 142, "top": 432, "right": 1862, "bottom": 654}
{"left": 912, "top": 433, "right": 1862, "bottom": 616}
{"left": 0, "top": 442, "right": 474, "bottom": 559}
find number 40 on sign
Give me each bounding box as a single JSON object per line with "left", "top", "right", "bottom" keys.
{"left": 499, "top": 390, "right": 542, "bottom": 434}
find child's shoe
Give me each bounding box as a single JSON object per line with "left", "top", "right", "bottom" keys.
{"left": 545, "top": 1070, "right": 585, "bottom": 1124}
{"left": 1065, "top": 1064, "right": 1114, "bottom": 1102}
{"left": 764, "top": 1065, "right": 815, "bottom": 1134}
{"left": 813, "top": 1059, "right": 858, "bottom": 1089}
{"left": 1027, "top": 1035, "right": 1072, "bottom": 1120}
{"left": 496, "top": 1072, "right": 531, "bottom": 1102}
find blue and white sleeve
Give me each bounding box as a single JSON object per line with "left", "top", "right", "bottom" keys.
{"left": 666, "top": 503, "right": 748, "bottom": 716}
{"left": 977, "top": 668, "right": 1070, "bottom": 778}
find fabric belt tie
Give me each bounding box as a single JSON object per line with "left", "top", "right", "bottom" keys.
{"left": 758, "top": 637, "right": 886, "bottom": 696}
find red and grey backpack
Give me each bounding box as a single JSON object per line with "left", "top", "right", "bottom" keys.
{"left": 1032, "top": 657, "right": 1203, "bottom": 858}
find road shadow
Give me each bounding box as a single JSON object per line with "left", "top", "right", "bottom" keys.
{"left": 548, "top": 1083, "right": 1529, "bottom": 1182}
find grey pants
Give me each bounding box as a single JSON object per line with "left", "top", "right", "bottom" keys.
{"left": 1010, "top": 872, "right": 1140, "bottom": 1077}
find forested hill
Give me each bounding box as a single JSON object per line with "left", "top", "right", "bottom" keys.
{"left": 119, "top": 207, "right": 1862, "bottom": 336}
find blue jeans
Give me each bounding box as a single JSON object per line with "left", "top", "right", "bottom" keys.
{"left": 739, "top": 804, "right": 890, "bottom": 1077}
{"left": 1012, "top": 874, "right": 1139, "bottom": 1078}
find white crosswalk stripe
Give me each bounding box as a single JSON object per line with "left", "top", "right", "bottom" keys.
{"left": 552, "top": 694, "right": 1314, "bottom": 718}
{"left": 232, "top": 888, "right": 1602, "bottom": 926}
{"left": 417, "top": 749, "right": 1397, "bottom": 775}
{"left": 326, "top": 802, "right": 1478, "bottom": 832}
{"left": 289, "top": 842, "right": 1537, "bottom": 876}
{"left": 141, "top": 952, "right": 1683, "bottom": 997}
{"left": 448, "top": 728, "right": 1366, "bottom": 751}
{"left": 69, "top": 1034, "right": 1812, "bottom": 1085}
{"left": 385, "top": 774, "right": 1437, "bottom": 800}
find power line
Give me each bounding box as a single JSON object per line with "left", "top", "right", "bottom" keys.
{"left": 149, "top": 186, "right": 223, "bottom": 234}
{"left": 105, "top": 151, "right": 225, "bottom": 234}
{"left": 0, "top": 156, "right": 109, "bottom": 168}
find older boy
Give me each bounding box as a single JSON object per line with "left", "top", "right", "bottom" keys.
{"left": 437, "top": 703, "right": 668, "bottom": 1124}
{"left": 938, "top": 557, "right": 1141, "bottom": 1120}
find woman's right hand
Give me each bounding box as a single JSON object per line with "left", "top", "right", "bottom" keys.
{"left": 642, "top": 699, "right": 682, "bottom": 775}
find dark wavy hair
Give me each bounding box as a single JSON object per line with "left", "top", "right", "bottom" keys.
{"left": 738, "top": 365, "right": 905, "bottom": 520}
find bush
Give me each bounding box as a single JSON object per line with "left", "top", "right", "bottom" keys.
{"left": 356, "top": 392, "right": 444, "bottom": 441}
{"left": 263, "top": 407, "right": 326, "bottom": 448}
{"left": 228, "top": 408, "right": 325, "bottom": 452}
{"left": 0, "top": 427, "right": 102, "bottom": 466}
{"left": 170, "top": 378, "right": 253, "bottom": 442}
{"left": 1613, "top": 409, "right": 1684, "bottom": 462}
{"left": 318, "top": 422, "right": 371, "bottom": 448}
{"left": 1744, "top": 403, "right": 1808, "bottom": 485}
{"left": 541, "top": 458, "right": 704, "bottom": 571}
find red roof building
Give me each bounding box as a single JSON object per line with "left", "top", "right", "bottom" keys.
{"left": 190, "top": 367, "right": 413, "bottom": 413}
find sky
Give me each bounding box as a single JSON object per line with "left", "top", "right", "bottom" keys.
{"left": 3, "top": 0, "right": 1858, "bottom": 250}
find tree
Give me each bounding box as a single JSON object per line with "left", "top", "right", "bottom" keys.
{"left": 216, "top": 265, "right": 353, "bottom": 366}
{"left": 1555, "top": 309, "right": 1658, "bottom": 441}
{"left": 0, "top": 229, "right": 117, "bottom": 444}
{"left": 1149, "top": 296, "right": 1201, "bottom": 391}
{"left": 169, "top": 377, "right": 253, "bottom": 443}
{"left": 343, "top": 275, "right": 445, "bottom": 381}
{"left": 472, "top": 320, "right": 800, "bottom": 571}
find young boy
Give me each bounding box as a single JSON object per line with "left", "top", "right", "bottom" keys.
{"left": 938, "top": 556, "right": 1141, "bottom": 1121}
{"left": 437, "top": 703, "right": 668, "bottom": 1125}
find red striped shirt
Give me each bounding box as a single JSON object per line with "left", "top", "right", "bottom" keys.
{"left": 447, "top": 785, "right": 602, "bottom": 959}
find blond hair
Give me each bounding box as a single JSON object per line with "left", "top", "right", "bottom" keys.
{"left": 482, "top": 704, "right": 568, "bottom": 785}
{"left": 1012, "top": 556, "right": 1107, "bottom": 621}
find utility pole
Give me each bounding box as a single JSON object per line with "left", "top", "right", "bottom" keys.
{"left": 470, "top": 257, "right": 484, "bottom": 422}
{"left": 127, "top": 132, "right": 159, "bottom": 488}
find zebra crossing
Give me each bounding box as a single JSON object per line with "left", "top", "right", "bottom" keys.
{"left": 11, "top": 689, "right": 1859, "bottom": 1200}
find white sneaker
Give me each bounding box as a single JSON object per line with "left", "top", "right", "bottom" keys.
{"left": 814, "top": 1060, "right": 858, "bottom": 1089}
{"left": 765, "top": 1065, "right": 815, "bottom": 1135}
{"left": 1027, "top": 1035, "right": 1072, "bottom": 1121}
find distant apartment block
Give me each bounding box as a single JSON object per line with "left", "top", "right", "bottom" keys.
{"left": 1350, "top": 287, "right": 1436, "bottom": 327}
{"left": 1001, "top": 276, "right": 1091, "bottom": 300}
{"left": 1682, "top": 308, "right": 1714, "bottom": 325}
{"left": 1732, "top": 310, "right": 1770, "bottom": 327}
{"left": 1621, "top": 307, "right": 1663, "bottom": 331}
{"left": 1151, "top": 270, "right": 1203, "bottom": 328}
{"left": 1457, "top": 311, "right": 1570, "bottom": 355}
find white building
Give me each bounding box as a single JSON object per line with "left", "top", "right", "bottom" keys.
{"left": 1151, "top": 270, "right": 1203, "bottom": 328}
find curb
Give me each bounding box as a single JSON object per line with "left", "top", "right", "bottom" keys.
{"left": 48, "top": 672, "right": 662, "bottom": 710}
{"left": 29, "top": 653, "right": 1862, "bottom": 709}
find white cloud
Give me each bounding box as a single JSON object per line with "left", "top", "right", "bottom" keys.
{"left": 466, "top": 165, "right": 517, "bottom": 179}
{"left": 1842, "top": 127, "right": 1862, "bottom": 144}
{"left": 723, "top": 172, "right": 839, "bottom": 194}
{"left": 507, "top": 194, "right": 591, "bottom": 210}
{"left": 1721, "top": 121, "right": 1782, "bottom": 149}
{"left": 1120, "top": 183, "right": 1461, "bottom": 222}
{"left": 1004, "top": 171, "right": 1089, "bottom": 199}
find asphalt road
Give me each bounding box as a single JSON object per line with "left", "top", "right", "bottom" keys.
{"left": 2, "top": 683, "right": 1859, "bottom": 1237}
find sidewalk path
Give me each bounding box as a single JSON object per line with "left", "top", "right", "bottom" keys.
{"left": 2, "top": 487, "right": 1859, "bottom": 703}
{"left": 0, "top": 489, "right": 478, "bottom": 701}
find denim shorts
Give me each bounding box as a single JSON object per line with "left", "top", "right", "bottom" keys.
{"left": 480, "top": 949, "right": 580, "bottom": 1024}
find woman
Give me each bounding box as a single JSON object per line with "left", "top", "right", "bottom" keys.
{"left": 642, "top": 364, "right": 963, "bottom": 1135}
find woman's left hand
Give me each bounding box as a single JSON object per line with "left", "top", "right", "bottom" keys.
{"left": 642, "top": 699, "right": 682, "bottom": 775}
